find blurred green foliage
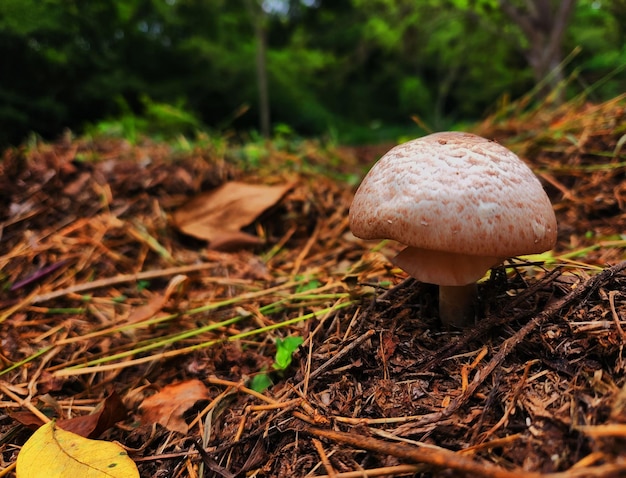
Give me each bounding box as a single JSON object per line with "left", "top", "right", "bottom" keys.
{"left": 0, "top": 0, "right": 624, "bottom": 146}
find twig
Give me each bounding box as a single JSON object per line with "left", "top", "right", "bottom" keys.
{"left": 0, "top": 463, "right": 17, "bottom": 477}
{"left": 193, "top": 439, "right": 235, "bottom": 478}
{"left": 413, "top": 266, "right": 563, "bottom": 373}
{"left": 207, "top": 377, "right": 277, "bottom": 405}
{"left": 314, "top": 464, "right": 424, "bottom": 478}
{"left": 312, "top": 437, "right": 336, "bottom": 478}
{"left": 468, "top": 370, "right": 502, "bottom": 444}
{"left": 187, "top": 386, "right": 234, "bottom": 432}
{"left": 608, "top": 290, "right": 626, "bottom": 340}
{"left": 249, "top": 398, "right": 302, "bottom": 412}
{"left": 30, "top": 262, "right": 233, "bottom": 304}
{"left": 546, "top": 463, "right": 626, "bottom": 478}
{"left": 302, "top": 425, "right": 540, "bottom": 478}
{"left": 302, "top": 329, "right": 376, "bottom": 385}
{"left": 576, "top": 424, "right": 626, "bottom": 437}
{"left": 462, "top": 433, "right": 525, "bottom": 455}
{"left": 0, "top": 383, "right": 51, "bottom": 424}
{"left": 290, "top": 221, "right": 321, "bottom": 279}
{"left": 396, "top": 260, "right": 626, "bottom": 430}
{"left": 446, "top": 260, "right": 626, "bottom": 419}
{"left": 376, "top": 277, "right": 415, "bottom": 301}
{"left": 479, "top": 361, "right": 531, "bottom": 442}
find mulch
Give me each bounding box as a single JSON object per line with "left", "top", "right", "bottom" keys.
{"left": 0, "top": 95, "right": 625, "bottom": 477}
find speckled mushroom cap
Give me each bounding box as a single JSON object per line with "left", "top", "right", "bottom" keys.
{"left": 349, "top": 132, "right": 557, "bottom": 284}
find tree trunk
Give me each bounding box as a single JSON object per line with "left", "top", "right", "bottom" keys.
{"left": 254, "top": 16, "right": 270, "bottom": 138}
{"left": 247, "top": 0, "right": 271, "bottom": 138}
{"left": 499, "top": 0, "right": 577, "bottom": 100}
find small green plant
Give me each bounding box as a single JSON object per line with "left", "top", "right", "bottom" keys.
{"left": 85, "top": 96, "right": 201, "bottom": 144}
{"left": 294, "top": 276, "right": 321, "bottom": 294}
{"left": 136, "top": 280, "right": 151, "bottom": 292}
{"left": 249, "top": 373, "right": 272, "bottom": 393}
{"left": 273, "top": 336, "right": 304, "bottom": 371}
{"left": 250, "top": 335, "right": 304, "bottom": 392}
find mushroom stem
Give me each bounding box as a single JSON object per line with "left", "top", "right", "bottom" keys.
{"left": 438, "top": 283, "right": 477, "bottom": 328}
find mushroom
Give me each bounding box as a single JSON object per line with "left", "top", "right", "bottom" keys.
{"left": 349, "top": 131, "right": 557, "bottom": 327}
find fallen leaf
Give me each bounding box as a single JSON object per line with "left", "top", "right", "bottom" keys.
{"left": 63, "top": 171, "right": 91, "bottom": 196}
{"left": 57, "top": 391, "right": 127, "bottom": 438}
{"left": 125, "top": 294, "right": 169, "bottom": 325}
{"left": 126, "top": 274, "right": 187, "bottom": 324}
{"left": 139, "top": 379, "right": 209, "bottom": 434}
{"left": 11, "top": 391, "right": 127, "bottom": 439}
{"left": 172, "top": 181, "right": 294, "bottom": 250}
{"left": 16, "top": 421, "right": 138, "bottom": 478}
{"left": 379, "top": 332, "right": 400, "bottom": 362}
{"left": 9, "top": 412, "right": 43, "bottom": 430}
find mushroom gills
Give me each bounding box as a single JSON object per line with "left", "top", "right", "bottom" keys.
{"left": 391, "top": 246, "right": 502, "bottom": 287}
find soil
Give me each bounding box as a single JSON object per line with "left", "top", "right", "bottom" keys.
{"left": 0, "top": 97, "right": 625, "bottom": 477}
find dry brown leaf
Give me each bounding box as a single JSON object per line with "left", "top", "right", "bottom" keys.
{"left": 171, "top": 181, "right": 294, "bottom": 250}
{"left": 11, "top": 391, "right": 127, "bottom": 439}
{"left": 63, "top": 172, "right": 92, "bottom": 197}
{"left": 125, "top": 294, "right": 168, "bottom": 325}
{"left": 139, "top": 379, "right": 209, "bottom": 434}
{"left": 125, "top": 275, "right": 188, "bottom": 324}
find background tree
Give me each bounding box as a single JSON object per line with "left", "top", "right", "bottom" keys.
{"left": 246, "top": 0, "right": 271, "bottom": 138}
{"left": 499, "top": 0, "right": 577, "bottom": 98}
{"left": 0, "top": 0, "right": 623, "bottom": 146}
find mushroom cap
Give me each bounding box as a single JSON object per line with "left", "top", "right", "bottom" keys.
{"left": 349, "top": 132, "right": 557, "bottom": 282}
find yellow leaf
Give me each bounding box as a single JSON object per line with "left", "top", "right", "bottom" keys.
{"left": 16, "top": 421, "right": 138, "bottom": 478}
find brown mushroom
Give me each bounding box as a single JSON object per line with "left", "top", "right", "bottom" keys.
{"left": 349, "top": 131, "right": 557, "bottom": 327}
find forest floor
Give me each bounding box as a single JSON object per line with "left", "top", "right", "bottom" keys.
{"left": 1, "top": 94, "right": 625, "bottom": 478}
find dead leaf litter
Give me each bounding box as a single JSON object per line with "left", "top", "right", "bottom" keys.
{"left": 0, "top": 96, "right": 625, "bottom": 477}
